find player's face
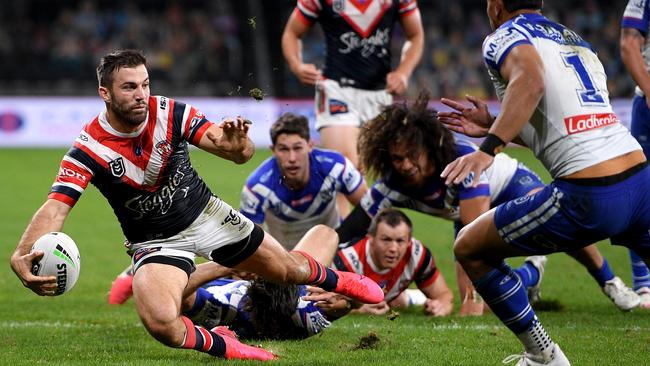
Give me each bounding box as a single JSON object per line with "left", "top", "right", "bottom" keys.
{"left": 389, "top": 141, "right": 435, "bottom": 188}
{"left": 369, "top": 221, "right": 411, "bottom": 270}
{"left": 105, "top": 65, "right": 150, "bottom": 127}
{"left": 273, "top": 133, "right": 312, "bottom": 188}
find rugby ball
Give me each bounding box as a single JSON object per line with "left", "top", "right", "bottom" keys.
{"left": 30, "top": 232, "right": 81, "bottom": 295}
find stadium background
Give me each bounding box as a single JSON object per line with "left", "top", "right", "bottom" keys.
{"left": 1, "top": 1, "right": 649, "bottom": 365}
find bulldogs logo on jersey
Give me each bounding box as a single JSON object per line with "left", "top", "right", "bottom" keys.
{"left": 109, "top": 157, "right": 126, "bottom": 178}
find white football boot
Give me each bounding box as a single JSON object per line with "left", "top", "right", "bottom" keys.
{"left": 524, "top": 256, "right": 547, "bottom": 303}
{"left": 602, "top": 276, "right": 640, "bottom": 311}
{"left": 636, "top": 287, "right": 650, "bottom": 309}
{"left": 502, "top": 343, "right": 571, "bottom": 366}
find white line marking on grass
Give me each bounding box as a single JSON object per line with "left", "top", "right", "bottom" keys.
{"left": 345, "top": 322, "right": 650, "bottom": 332}
{"left": 0, "top": 321, "right": 142, "bottom": 329}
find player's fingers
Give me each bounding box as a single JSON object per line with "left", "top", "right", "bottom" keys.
{"left": 437, "top": 116, "right": 462, "bottom": 127}
{"left": 465, "top": 94, "right": 486, "bottom": 109}
{"left": 453, "top": 164, "right": 474, "bottom": 185}
{"left": 440, "top": 158, "right": 459, "bottom": 180}
{"left": 26, "top": 250, "right": 45, "bottom": 261}
{"left": 440, "top": 98, "right": 466, "bottom": 112}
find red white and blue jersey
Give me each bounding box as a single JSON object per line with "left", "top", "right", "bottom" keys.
{"left": 360, "top": 139, "right": 494, "bottom": 221}
{"left": 333, "top": 236, "right": 438, "bottom": 302}
{"left": 184, "top": 279, "right": 332, "bottom": 339}
{"left": 239, "top": 148, "right": 363, "bottom": 247}
{"left": 622, "top": 0, "right": 650, "bottom": 96}
{"left": 295, "top": 0, "right": 418, "bottom": 90}
{"left": 49, "top": 95, "right": 214, "bottom": 243}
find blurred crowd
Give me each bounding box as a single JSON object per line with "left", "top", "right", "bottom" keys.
{"left": 0, "top": 0, "right": 636, "bottom": 98}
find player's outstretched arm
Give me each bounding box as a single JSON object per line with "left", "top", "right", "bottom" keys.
{"left": 303, "top": 286, "right": 357, "bottom": 319}
{"left": 386, "top": 9, "right": 424, "bottom": 95}
{"left": 198, "top": 117, "right": 255, "bottom": 164}
{"left": 621, "top": 28, "right": 650, "bottom": 108}
{"left": 438, "top": 95, "right": 494, "bottom": 137}
{"left": 421, "top": 274, "right": 454, "bottom": 317}
{"left": 282, "top": 10, "right": 321, "bottom": 86}
{"left": 10, "top": 199, "right": 71, "bottom": 296}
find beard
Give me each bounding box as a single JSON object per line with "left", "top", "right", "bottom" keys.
{"left": 110, "top": 99, "right": 149, "bottom": 127}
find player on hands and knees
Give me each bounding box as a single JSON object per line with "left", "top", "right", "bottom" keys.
{"left": 334, "top": 208, "right": 454, "bottom": 316}
{"left": 10, "top": 50, "right": 382, "bottom": 362}
{"left": 438, "top": 1, "right": 650, "bottom": 364}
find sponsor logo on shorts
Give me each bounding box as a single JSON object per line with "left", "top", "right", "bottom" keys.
{"left": 133, "top": 246, "right": 162, "bottom": 262}
{"left": 564, "top": 112, "right": 618, "bottom": 134}
{"left": 221, "top": 209, "right": 242, "bottom": 226}
{"left": 329, "top": 99, "right": 349, "bottom": 115}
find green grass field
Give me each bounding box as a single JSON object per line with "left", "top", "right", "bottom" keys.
{"left": 1, "top": 147, "right": 649, "bottom": 365}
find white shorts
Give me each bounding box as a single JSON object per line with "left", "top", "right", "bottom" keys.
{"left": 128, "top": 196, "right": 255, "bottom": 272}
{"left": 315, "top": 78, "right": 392, "bottom": 130}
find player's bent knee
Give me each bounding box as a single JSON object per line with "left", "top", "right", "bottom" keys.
{"left": 453, "top": 226, "right": 477, "bottom": 263}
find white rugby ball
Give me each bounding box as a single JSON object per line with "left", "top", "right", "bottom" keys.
{"left": 30, "top": 232, "right": 81, "bottom": 295}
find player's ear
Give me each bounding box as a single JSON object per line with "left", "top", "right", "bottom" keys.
{"left": 308, "top": 139, "right": 315, "bottom": 149}
{"left": 98, "top": 86, "right": 111, "bottom": 103}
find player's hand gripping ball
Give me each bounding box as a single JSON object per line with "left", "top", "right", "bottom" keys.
{"left": 30, "top": 232, "right": 81, "bottom": 295}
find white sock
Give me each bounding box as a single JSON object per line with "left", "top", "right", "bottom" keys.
{"left": 516, "top": 317, "right": 554, "bottom": 361}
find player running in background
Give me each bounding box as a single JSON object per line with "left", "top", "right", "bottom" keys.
{"left": 338, "top": 91, "right": 639, "bottom": 316}
{"left": 282, "top": 0, "right": 424, "bottom": 216}
{"left": 333, "top": 208, "right": 454, "bottom": 316}
{"left": 108, "top": 112, "right": 367, "bottom": 303}
{"left": 10, "top": 49, "right": 383, "bottom": 361}
{"left": 439, "top": 0, "right": 650, "bottom": 364}
{"left": 619, "top": 0, "right": 650, "bottom": 309}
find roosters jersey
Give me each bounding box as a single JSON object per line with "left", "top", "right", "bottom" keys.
{"left": 360, "top": 139, "right": 517, "bottom": 221}
{"left": 184, "top": 279, "right": 332, "bottom": 339}
{"left": 622, "top": 0, "right": 650, "bottom": 97}
{"left": 295, "top": 0, "right": 418, "bottom": 90}
{"left": 49, "top": 96, "right": 214, "bottom": 243}
{"left": 483, "top": 13, "right": 641, "bottom": 178}
{"left": 239, "top": 148, "right": 363, "bottom": 248}
{"left": 333, "top": 236, "right": 438, "bottom": 302}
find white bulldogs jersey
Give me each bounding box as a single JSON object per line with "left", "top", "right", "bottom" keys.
{"left": 483, "top": 13, "right": 641, "bottom": 178}
{"left": 622, "top": 0, "right": 650, "bottom": 96}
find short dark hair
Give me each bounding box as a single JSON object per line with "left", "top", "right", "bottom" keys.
{"left": 244, "top": 279, "right": 305, "bottom": 340}
{"left": 270, "top": 113, "right": 310, "bottom": 145}
{"left": 368, "top": 208, "right": 413, "bottom": 237}
{"left": 503, "top": 0, "right": 543, "bottom": 12}
{"left": 96, "top": 49, "right": 147, "bottom": 88}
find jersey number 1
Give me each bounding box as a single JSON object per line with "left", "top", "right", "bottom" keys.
{"left": 562, "top": 53, "right": 606, "bottom": 105}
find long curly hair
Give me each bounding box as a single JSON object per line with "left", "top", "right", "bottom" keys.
{"left": 358, "top": 90, "right": 457, "bottom": 180}
{"left": 243, "top": 279, "right": 304, "bottom": 340}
